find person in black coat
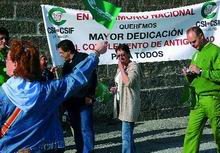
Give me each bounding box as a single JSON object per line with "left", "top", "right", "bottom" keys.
{"left": 58, "top": 39, "right": 97, "bottom": 153}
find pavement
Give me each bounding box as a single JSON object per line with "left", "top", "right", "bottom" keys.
{"left": 64, "top": 117, "right": 217, "bottom": 153}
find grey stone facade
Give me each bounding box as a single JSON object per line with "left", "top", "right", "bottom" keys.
{"left": 0, "top": 0, "right": 207, "bottom": 121}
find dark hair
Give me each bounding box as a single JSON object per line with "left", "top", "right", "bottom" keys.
{"left": 57, "top": 39, "right": 76, "bottom": 54}
{"left": 186, "top": 26, "right": 204, "bottom": 37}
{"left": 115, "top": 44, "right": 132, "bottom": 58}
{"left": 0, "top": 27, "right": 9, "bottom": 41}
{"left": 9, "top": 40, "right": 41, "bottom": 81}
{"left": 40, "top": 52, "right": 47, "bottom": 59}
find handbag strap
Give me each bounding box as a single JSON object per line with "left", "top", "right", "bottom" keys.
{"left": 0, "top": 107, "right": 22, "bottom": 138}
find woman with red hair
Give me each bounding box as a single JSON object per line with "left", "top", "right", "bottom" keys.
{"left": 0, "top": 40, "right": 107, "bottom": 153}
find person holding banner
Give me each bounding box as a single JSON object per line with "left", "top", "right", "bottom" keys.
{"left": 182, "top": 26, "right": 220, "bottom": 153}
{"left": 110, "top": 44, "right": 141, "bottom": 153}
{"left": 0, "top": 27, "right": 10, "bottom": 85}
{"left": 57, "top": 39, "right": 97, "bottom": 153}
{"left": 0, "top": 39, "right": 107, "bottom": 153}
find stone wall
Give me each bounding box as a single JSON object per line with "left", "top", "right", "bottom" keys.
{"left": 0, "top": 0, "right": 207, "bottom": 121}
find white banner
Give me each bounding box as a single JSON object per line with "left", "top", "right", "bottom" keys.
{"left": 41, "top": 0, "right": 220, "bottom": 66}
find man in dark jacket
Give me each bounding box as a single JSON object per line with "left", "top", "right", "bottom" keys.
{"left": 58, "top": 39, "right": 97, "bottom": 153}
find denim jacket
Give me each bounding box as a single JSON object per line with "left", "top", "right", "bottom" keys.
{"left": 0, "top": 53, "right": 98, "bottom": 153}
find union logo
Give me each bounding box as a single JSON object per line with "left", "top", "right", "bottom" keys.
{"left": 48, "top": 7, "right": 67, "bottom": 26}
{"left": 201, "top": 1, "right": 217, "bottom": 19}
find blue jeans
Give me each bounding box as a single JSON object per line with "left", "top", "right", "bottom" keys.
{"left": 122, "top": 121, "right": 135, "bottom": 153}
{"left": 68, "top": 105, "right": 94, "bottom": 153}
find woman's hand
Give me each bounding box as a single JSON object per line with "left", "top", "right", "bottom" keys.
{"left": 118, "top": 60, "right": 124, "bottom": 72}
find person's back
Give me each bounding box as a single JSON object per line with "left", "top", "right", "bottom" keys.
{"left": 0, "top": 82, "right": 64, "bottom": 152}
{"left": 0, "top": 40, "right": 107, "bottom": 152}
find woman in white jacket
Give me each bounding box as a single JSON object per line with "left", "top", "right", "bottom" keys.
{"left": 110, "top": 44, "right": 142, "bottom": 153}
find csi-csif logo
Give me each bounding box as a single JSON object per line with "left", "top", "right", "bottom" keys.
{"left": 48, "top": 7, "right": 66, "bottom": 26}
{"left": 201, "top": 1, "right": 217, "bottom": 19}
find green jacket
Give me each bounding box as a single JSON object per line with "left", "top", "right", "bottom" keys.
{"left": 0, "top": 48, "right": 8, "bottom": 85}
{"left": 190, "top": 42, "right": 220, "bottom": 95}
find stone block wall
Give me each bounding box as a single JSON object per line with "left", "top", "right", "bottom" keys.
{"left": 0, "top": 0, "right": 207, "bottom": 121}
